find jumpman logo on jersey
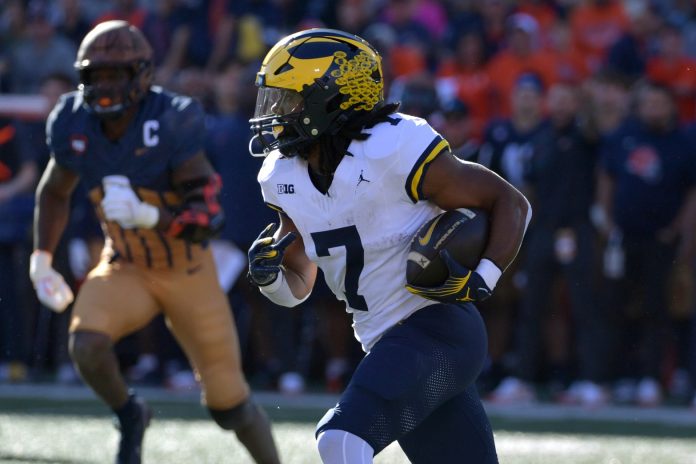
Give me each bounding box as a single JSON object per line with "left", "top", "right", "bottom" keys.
{"left": 357, "top": 170, "right": 371, "bottom": 187}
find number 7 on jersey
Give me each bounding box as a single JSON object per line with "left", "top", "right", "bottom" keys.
{"left": 311, "top": 225, "right": 368, "bottom": 311}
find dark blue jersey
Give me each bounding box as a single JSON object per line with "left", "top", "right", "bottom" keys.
{"left": 47, "top": 86, "right": 204, "bottom": 191}
{"left": 477, "top": 118, "right": 547, "bottom": 189}
{"left": 46, "top": 87, "right": 209, "bottom": 269}
{"left": 601, "top": 119, "right": 696, "bottom": 237}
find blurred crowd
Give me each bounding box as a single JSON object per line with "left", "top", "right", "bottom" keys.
{"left": 2, "top": 0, "right": 696, "bottom": 409}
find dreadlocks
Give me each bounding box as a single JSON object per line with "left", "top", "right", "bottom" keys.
{"left": 316, "top": 102, "right": 401, "bottom": 177}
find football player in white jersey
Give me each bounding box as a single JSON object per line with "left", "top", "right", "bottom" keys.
{"left": 247, "top": 29, "right": 531, "bottom": 464}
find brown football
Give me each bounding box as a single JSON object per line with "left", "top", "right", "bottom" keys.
{"left": 406, "top": 208, "right": 490, "bottom": 287}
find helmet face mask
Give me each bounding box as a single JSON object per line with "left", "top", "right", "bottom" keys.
{"left": 78, "top": 63, "right": 149, "bottom": 118}
{"left": 250, "top": 86, "right": 307, "bottom": 156}
{"left": 75, "top": 20, "right": 153, "bottom": 118}
{"left": 249, "top": 28, "right": 384, "bottom": 157}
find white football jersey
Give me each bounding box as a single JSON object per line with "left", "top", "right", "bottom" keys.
{"left": 258, "top": 113, "right": 450, "bottom": 351}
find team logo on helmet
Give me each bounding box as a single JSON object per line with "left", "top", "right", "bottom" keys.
{"left": 332, "top": 51, "right": 381, "bottom": 111}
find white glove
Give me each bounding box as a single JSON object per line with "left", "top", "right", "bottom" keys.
{"left": 101, "top": 175, "right": 159, "bottom": 229}
{"left": 29, "top": 250, "right": 74, "bottom": 313}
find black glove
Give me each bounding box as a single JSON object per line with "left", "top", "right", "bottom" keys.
{"left": 405, "top": 250, "right": 492, "bottom": 303}
{"left": 247, "top": 223, "right": 296, "bottom": 287}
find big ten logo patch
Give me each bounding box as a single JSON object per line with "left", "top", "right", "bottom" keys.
{"left": 277, "top": 184, "right": 295, "bottom": 194}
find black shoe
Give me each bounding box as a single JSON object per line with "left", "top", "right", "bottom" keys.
{"left": 114, "top": 396, "right": 153, "bottom": 464}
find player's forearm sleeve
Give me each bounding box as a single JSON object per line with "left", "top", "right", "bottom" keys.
{"left": 259, "top": 271, "right": 310, "bottom": 307}
{"left": 167, "top": 174, "right": 224, "bottom": 243}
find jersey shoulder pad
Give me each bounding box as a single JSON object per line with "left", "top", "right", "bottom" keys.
{"left": 257, "top": 150, "right": 294, "bottom": 184}
{"left": 366, "top": 113, "right": 449, "bottom": 203}
{"left": 154, "top": 88, "right": 206, "bottom": 167}
{"left": 156, "top": 88, "right": 204, "bottom": 123}
{"left": 357, "top": 113, "right": 441, "bottom": 162}
{"left": 257, "top": 150, "right": 294, "bottom": 213}
{"left": 46, "top": 91, "right": 81, "bottom": 137}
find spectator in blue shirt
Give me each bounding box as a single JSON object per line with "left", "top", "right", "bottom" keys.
{"left": 597, "top": 81, "right": 696, "bottom": 407}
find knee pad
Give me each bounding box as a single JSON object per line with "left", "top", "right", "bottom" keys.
{"left": 208, "top": 400, "right": 255, "bottom": 431}
{"left": 317, "top": 429, "right": 374, "bottom": 464}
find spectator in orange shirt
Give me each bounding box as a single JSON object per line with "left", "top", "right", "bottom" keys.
{"left": 570, "top": 0, "right": 629, "bottom": 74}
{"left": 532, "top": 20, "right": 590, "bottom": 86}
{"left": 516, "top": 0, "right": 559, "bottom": 44}
{"left": 647, "top": 23, "right": 696, "bottom": 122}
{"left": 486, "top": 13, "right": 543, "bottom": 117}
{"left": 379, "top": 0, "right": 432, "bottom": 78}
{"left": 389, "top": 44, "right": 427, "bottom": 78}
{"left": 437, "top": 31, "right": 493, "bottom": 140}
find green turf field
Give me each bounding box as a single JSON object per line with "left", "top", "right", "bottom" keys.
{"left": 2, "top": 394, "right": 696, "bottom": 463}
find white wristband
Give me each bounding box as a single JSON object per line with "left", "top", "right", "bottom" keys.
{"left": 475, "top": 258, "right": 502, "bottom": 291}
{"left": 31, "top": 249, "right": 53, "bottom": 270}
{"left": 259, "top": 271, "right": 310, "bottom": 307}
{"left": 259, "top": 271, "right": 284, "bottom": 293}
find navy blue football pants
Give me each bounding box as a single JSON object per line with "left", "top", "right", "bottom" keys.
{"left": 316, "top": 303, "right": 498, "bottom": 463}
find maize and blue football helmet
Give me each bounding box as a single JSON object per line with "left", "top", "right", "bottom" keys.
{"left": 249, "top": 28, "right": 385, "bottom": 157}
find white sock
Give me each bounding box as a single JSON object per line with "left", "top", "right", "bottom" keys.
{"left": 317, "top": 429, "right": 374, "bottom": 464}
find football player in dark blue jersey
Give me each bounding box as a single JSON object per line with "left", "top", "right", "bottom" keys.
{"left": 29, "top": 21, "right": 280, "bottom": 464}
